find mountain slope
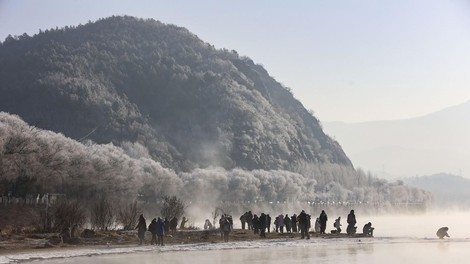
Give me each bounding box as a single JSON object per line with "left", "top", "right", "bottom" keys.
{"left": 404, "top": 173, "right": 470, "bottom": 208}
{"left": 323, "top": 101, "right": 470, "bottom": 179}
{"left": 0, "top": 16, "right": 351, "bottom": 172}
{"left": 0, "top": 17, "right": 435, "bottom": 208}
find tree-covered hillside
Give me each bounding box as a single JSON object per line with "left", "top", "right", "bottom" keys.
{"left": 0, "top": 16, "right": 350, "bottom": 172}
{"left": 0, "top": 16, "right": 433, "bottom": 210}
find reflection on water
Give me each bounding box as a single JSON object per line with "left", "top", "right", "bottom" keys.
{"left": 346, "top": 243, "right": 374, "bottom": 256}
{"left": 37, "top": 241, "right": 470, "bottom": 264}
{"left": 436, "top": 241, "right": 450, "bottom": 252}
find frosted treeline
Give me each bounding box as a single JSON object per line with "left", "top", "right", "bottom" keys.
{"left": 0, "top": 112, "right": 432, "bottom": 206}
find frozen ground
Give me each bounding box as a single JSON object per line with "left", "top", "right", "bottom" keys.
{"left": 2, "top": 211, "right": 469, "bottom": 264}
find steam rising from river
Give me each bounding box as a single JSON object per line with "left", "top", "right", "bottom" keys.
{"left": 180, "top": 167, "right": 316, "bottom": 203}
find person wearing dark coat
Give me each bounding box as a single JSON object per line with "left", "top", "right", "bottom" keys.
{"left": 148, "top": 218, "right": 157, "bottom": 245}
{"left": 291, "top": 214, "right": 298, "bottom": 233}
{"left": 298, "top": 210, "right": 310, "bottom": 239}
{"left": 334, "top": 216, "right": 342, "bottom": 233}
{"left": 307, "top": 214, "right": 311, "bottom": 231}
{"left": 227, "top": 214, "right": 233, "bottom": 227}
{"left": 266, "top": 214, "right": 272, "bottom": 233}
{"left": 136, "top": 214, "right": 147, "bottom": 245}
{"left": 219, "top": 216, "right": 224, "bottom": 238}
{"left": 278, "top": 214, "right": 285, "bottom": 233}
{"left": 347, "top": 210, "right": 357, "bottom": 236}
{"left": 247, "top": 211, "right": 253, "bottom": 230}
{"left": 169, "top": 217, "right": 178, "bottom": 232}
{"left": 363, "top": 222, "right": 374, "bottom": 237}
{"left": 180, "top": 216, "right": 188, "bottom": 229}
{"left": 284, "top": 214, "right": 292, "bottom": 232}
{"left": 436, "top": 227, "right": 450, "bottom": 239}
{"left": 274, "top": 216, "right": 280, "bottom": 232}
{"left": 163, "top": 218, "right": 170, "bottom": 234}
{"left": 259, "top": 213, "right": 267, "bottom": 238}
{"left": 319, "top": 210, "right": 328, "bottom": 234}
{"left": 155, "top": 217, "right": 165, "bottom": 246}
{"left": 252, "top": 214, "right": 260, "bottom": 234}
{"left": 240, "top": 212, "right": 247, "bottom": 230}
{"left": 222, "top": 217, "right": 232, "bottom": 242}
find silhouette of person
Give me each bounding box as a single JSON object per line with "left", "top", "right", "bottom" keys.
{"left": 362, "top": 222, "right": 374, "bottom": 237}
{"left": 298, "top": 210, "right": 310, "bottom": 239}
{"left": 334, "top": 217, "right": 342, "bottom": 233}
{"left": 148, "top": 218, "right": 157, "bottom": 245}
{"left": 436, "top": 227, "right": 450, "bottom": 239}
{"left": 319, "top": 210, "right": 328, "bottom": 234}
{"left": 259, "top": 213, "right": 267, "bottom": 238}
{"left": 180, "top": 216, "right": 187, "bottom": 229}
{"left": 204, "top": 219, "right": 213, "bottom": 230}
{"left": 291, "top": 214, "right": 298, "bottom": 233}
{"left": 347, "top": 210, "right": 357, "bottom": 236}
{"left": 136, "top": 214, "right": 147, "bottom": 245}
{"left": 156, "top": 217, "right": 165, "bottom": 246}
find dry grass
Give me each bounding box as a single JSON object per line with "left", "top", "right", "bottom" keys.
{"left": 0, "top": 206, "right": 41, "bottom": 234}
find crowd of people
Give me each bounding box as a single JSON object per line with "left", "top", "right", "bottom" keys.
{"left": 238, "top": 209, "right": 375, "bottom": 240}
{"left": 135, "top": 214, "right": 183, "bottom": 246}
{"left": 134, "top": 209, "right": 378, "bottom": 245}
{"left": 133, "top": 209, "right": 456, "bottom": 245}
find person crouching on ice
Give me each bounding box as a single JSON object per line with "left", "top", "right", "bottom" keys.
{"left": 436, "top": 227, "right": 450, "bottom": 239}
{"left": 363, "top": 222, "right": 374, "bottom": 237}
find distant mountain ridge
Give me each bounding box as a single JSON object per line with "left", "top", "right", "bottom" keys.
{"left": 0, "top": 16, "right": 351, "bottom": 172}
{"left": 323, "top": 101, "right": 470, "bottom": 179}
{"left": 403, "top": 173, "right": 470, "bottom": 208}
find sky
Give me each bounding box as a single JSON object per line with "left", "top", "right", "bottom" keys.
{"left": 1, "top": 0, "right": 470, "bottom": 122}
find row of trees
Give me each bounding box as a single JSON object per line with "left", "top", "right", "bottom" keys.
{"left": 0, "top": 195, "right": 185, "bottom": 234}
{"left": 0, "top": 112, "right": 432, "bottom": 208}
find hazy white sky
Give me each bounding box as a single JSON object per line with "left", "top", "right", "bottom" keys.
{"left": 1, "top": 0, "right": 470, "bottom": 122}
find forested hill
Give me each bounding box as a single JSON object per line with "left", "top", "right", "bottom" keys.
{"left": 0, "top": 16, "right": 351, "bottom": 172}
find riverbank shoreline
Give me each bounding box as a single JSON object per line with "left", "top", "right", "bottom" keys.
{"left": 0, "top": 228, "right": 368, "bottom": 258}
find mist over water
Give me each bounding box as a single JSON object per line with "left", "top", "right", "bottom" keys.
{"left": 366, "top": 210, "right": 470, "bottom": 239}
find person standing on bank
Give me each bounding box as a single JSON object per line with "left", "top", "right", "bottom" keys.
{"left": 266, "top": 214, "right": 272, "bottom": 233}
{"left": 347, "top": 210, "right": 357, "bottom": 236}
{"left": 259, "top": 213, "right": 267, "bottom": 238}
{"left": 319, "top": 210, "right": 328, "bottom": 234}
{"left": 298, "top": 210, "right": 310, "bottom": 239}
{"left": 156, "top": 217, "right": 165, "bottom": 246}
{"left": 222, "top": 215, "right": 232, "bottom": 242}
{"left": 284, "top": 214, "right": 292, "bottom": 232}
{"left": 291, "top": 214, "right": 298, "bottom": 233}
{"left": 136, "top": 214, "right": 147, "bottom": 245}
{"left": 278, "top": 214, "right": 285, "bottom": 233}
{"left": 148, "top": 218, "right": 157, "bottom": 245}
